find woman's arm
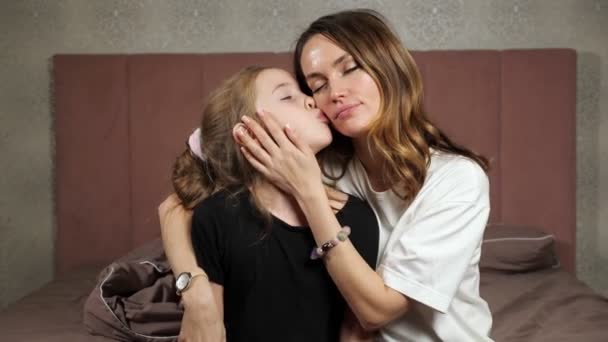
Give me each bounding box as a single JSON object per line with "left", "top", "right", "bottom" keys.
{"left": 297, "top": 187, "right": 410, "bottom": 330}
{"left": 158, "top": 194, "right": 225, "bottom": 341}
{"left": 159, "top": 194, "right": 213, "bottom": 301}
{"left": 159, "top": 194, "right": 202, "bottom": 277}
{"left": 340, "top": 307, "right": 375, "bottom": 342}
{"left": 236, "top": 113, "right": 409, "bottom": 330}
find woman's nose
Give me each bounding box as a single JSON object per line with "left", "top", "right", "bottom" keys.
{"left": 330, "top": 82, "right": 347, "bottom": 101}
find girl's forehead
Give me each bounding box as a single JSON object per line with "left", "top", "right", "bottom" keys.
{"left": 257, "top": 69, "right": 296, "bottom": 88}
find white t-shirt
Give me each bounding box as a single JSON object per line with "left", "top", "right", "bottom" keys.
{"left": 331, "top": 151, "right": 493, "bottom": 342}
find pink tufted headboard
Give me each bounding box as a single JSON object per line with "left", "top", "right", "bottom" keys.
{"left": 53, "top": 50, "right": 576, "bottom": 274}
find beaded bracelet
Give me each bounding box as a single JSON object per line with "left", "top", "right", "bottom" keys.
{"left": 310, "top": 226, "right": 351, "bottom": 260}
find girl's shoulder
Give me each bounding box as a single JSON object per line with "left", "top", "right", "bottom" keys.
{"left": 338, "top": 193, "right": 375, "bottom": 221}
{"left": 192, "top": 188, "right": 250, "bottom": 220}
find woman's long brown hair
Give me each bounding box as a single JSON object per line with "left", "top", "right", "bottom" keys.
{"left": 294, "top": 9, "right": 489, "bottom": 201}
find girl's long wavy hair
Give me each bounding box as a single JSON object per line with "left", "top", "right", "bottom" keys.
{"left": 171, "top": 66, "right": 272, "bottom": 222}
{"left": 294, "top": 9, "right": 489, "bottom": 200}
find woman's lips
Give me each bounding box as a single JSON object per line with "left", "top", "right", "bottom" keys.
{"left": 334, "top": 104, "right": 359, "bottom": 120}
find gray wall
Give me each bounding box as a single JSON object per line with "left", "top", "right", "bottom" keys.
{"left": 0, "top": 0, "right": 606, "bottom": 309}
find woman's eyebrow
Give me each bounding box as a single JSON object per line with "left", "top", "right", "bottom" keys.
{"left": 305, "top": 53, "right": 350, "bottom": 80}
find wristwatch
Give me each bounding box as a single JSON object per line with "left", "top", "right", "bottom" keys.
{"left": 175, "top": 272, "right": 208, "bottom": 295}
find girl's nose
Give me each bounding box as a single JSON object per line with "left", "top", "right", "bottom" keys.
{"left": 305, "top": 95, "right": 315, "bottom": 109}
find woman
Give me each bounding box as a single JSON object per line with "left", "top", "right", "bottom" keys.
{"left": 160, "top": 9, "right": 493, "bottom": 342}
{"left": 165, "top": 65, "right": 378, "bottom": 342}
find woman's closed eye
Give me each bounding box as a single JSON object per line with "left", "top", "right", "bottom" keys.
{"left": 310, "top": 65, "right": 359, "bottom": 94}
{"left": 311, "top": 83, "right": 326, "bottom": 94}
{"left": 280, "top": 95, "right": 293, "bottom": 101}
{"left": 343, "top": 64, "right": 359, "bottom": 74}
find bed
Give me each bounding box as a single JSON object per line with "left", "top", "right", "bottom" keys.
{"left": 1, "top": 50, "right": 606, "bottom": 341}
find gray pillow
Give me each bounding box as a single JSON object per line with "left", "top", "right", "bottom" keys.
{"left": 480, "top": 224, "right": 559, "bottom": 272}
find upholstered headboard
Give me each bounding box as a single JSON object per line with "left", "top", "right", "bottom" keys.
{"left": 53, "top": 50, "right": 576, "bottom": 274}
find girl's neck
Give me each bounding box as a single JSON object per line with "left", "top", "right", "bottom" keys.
{"left": 253, "top": 181, "right": 308, "bottom": 227}
{"left": 353, "top": 136, "right": 390, "bottom": 192}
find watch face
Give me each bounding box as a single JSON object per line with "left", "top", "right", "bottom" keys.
{"left": 176, "top": 273, "right": 190, "bottom": 291}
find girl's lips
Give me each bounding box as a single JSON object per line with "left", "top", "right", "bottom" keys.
{"left": 318, "top": 112, "right": 330, "bottom": 123}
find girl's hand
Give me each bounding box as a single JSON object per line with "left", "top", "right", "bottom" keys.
{"left": 234, "top": 110, "right": 324, "bottom": 200}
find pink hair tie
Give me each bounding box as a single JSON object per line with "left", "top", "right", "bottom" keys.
{"left": 188, "top": 128, "right": 205, "bottom": 161}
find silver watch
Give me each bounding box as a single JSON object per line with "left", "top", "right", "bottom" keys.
{"left": 175, "top": 272, "right": 206, "bottom": 295}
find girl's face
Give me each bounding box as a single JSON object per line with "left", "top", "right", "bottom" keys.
{"left": 300, "top": 34, "right": 381, "bottom": 140}
{"left": 254, "top": 68, "right": 333, "bottom": 153}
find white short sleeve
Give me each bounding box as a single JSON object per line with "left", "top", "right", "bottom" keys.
{"left": 377, "top": 158, "right": 490, "bottom": 313}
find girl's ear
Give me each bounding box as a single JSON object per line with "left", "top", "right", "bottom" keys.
{"left": 232, "top": 123, "right": 248, "bottom": 144}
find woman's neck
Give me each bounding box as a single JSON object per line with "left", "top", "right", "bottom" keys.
{"left": 253, "top": 181, "right": 308, "bottom": 227}
{"left": 353, "top": 136, "right": 390, "bottom": 192}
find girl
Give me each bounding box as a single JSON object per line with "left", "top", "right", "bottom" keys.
{"left": 166, "top": 66, "right": 378, "bottom": 342}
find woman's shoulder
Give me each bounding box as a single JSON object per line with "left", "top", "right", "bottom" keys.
{"left": 424, "top": 152, "right": 489, "bottom": 202}
{"left": 429, "top": 151, "right": 487, "bottom": 182}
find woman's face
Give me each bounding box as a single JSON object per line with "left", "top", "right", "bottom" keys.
{"left": 300, "top": 34, "right": 381, "bottom": 139}
{"left": 254, "top": 68, "right": 332, "bottom": 153}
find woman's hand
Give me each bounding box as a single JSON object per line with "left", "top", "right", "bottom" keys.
{"left": 179, "top": 281, "right": 225, "bottom": 342}
{"left": 234, "top": 110, "right": 324, "bottom": 200}
{"left": 179, "top": 307, "right": 225, "bottom": 342}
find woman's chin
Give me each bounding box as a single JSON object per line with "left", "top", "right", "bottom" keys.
{"left": 335, "top": 126, "right": 367, "bottom": 140}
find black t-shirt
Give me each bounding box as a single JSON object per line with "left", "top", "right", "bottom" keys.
{"left": 191, "top": 189, "right": 379, "bottom": 342}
